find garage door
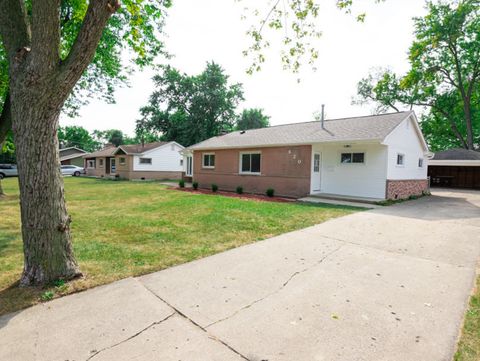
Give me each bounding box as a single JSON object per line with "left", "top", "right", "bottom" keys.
{"left": 428, "top": 166, "right": 480, "bottom": 189}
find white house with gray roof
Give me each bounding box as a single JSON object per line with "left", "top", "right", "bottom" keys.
{"left": 184, "top": 111, "right": 430, "bottom": 200}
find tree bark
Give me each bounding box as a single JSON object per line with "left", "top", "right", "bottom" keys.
{"left": 0, "top": 0, "right": 119, "bottom": 286}
{"left": 10, "top": 83, "right": 81, "bottom": 285}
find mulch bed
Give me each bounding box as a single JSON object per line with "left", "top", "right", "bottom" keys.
{"left": 170, "top": 186, "right": 296, "bottom": 203}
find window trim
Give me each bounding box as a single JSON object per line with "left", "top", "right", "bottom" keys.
{"left": 239, "top": 151, "right": 262, "bottom": 175}
{"left": 339, "top": 152, "right": 366, "bottom": 165}
{"left": 396, "top": 153, "right": 405, "bottom": 167}
{"left": 139, "top": 157, "right": 152, "bottom": 165}
{"left": 119, "top": 157, "right": 126, "bottom": 166}
{"left": 202, "top": 153, "right": 215, "bottom": 169}
{"left": 98, "top": 158, "right": 104, "bottom": 168}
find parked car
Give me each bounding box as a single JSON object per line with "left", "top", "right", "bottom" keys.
{"left": 60, "top": 165, "right": 85, "bottom": 177}
{"left": 0, "top": 164, "right": 18, "bottom": 179}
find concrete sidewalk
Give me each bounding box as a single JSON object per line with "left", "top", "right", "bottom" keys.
{"left": 1, "top": 189, "right": 479, "bottom": 360}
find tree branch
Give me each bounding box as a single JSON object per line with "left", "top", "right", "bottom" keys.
{"left": 0, "top": 0, "right": 31, "bottom": 63}
{"left": 57, "top": 0, "right": 120, "bottom": 96}
{"left": 0, "top": 91, "right": 12, "bottom": 144}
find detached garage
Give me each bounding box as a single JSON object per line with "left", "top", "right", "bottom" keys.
{"left": 428, "top": 148, "right": 480, "bottom": 189}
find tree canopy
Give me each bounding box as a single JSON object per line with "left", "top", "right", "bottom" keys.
{"left": 355, "top": 0, "right": 480, "bottom": 151}
{"left": 237, "top": 108, "right": 270, "bottom": 130}
{"left": 138, "top": 62, "right": 244, "bottom": 147}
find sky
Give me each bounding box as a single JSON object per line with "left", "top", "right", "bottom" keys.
{"left": 60, "top": 0, "right": 428, "bottom": 137}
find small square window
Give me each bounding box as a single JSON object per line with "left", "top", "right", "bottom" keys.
{"left": 203, "top": 154, "right": 215, "bottom": 168}
{"left": 119, "top": 157, "right": 126, "bottom": 165}
{"left": 397, "top": 154, "right": 405, "bottom": 166}
{"left": 352, "top": 153, "right": 365, "bottom": 163}
{"left": 341, "top": 153, "right": 352, "bottom": 163}
{"left": 140, "top": 158, "right": 152, "bottom": 165}
{"left": 418, "top": 158, "right": 424, "bottom": 168}
{"left": 99, "top": 159, "right": 104, "bottom": 167}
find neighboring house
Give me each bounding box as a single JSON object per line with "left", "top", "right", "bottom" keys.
{"left": 428, "top": 148, "right": 480, "bottom": 189}
{"left": 84, "top": 141, "right": 184, "bottom": 180}
{"left": 185, "top": 111, "right": 430, "bottom": 200}
{"left": 59, "top": 147, "right": 88, "bottom": 167}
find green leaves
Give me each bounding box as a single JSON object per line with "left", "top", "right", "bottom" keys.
{"left": 237, "top": 108, "right": 270, "bottom": 130}
{"left": 356, "top": 0, "right": 480, "bottom": 150}
{"left": 138, "top": 62, "right": 244, "bottom": 146}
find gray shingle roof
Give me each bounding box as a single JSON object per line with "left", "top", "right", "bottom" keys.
{"left": 117, "top": 141, "right": 168, "bottom": 155}
{"left": 83, "top": 146, "right": 117, "bottom": 158}
{"left": 189, "top": 111, "right": 412, "bottom": 150}
{"left": 432, "top": 148, "right": 480, "bottom": 160}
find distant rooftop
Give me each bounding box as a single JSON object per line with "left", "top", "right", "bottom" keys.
{"left": 188, "top": 111, "right": 414, "bottom": 150}
{"left": 432, "top": 148, "right": 480, "bottom": 160}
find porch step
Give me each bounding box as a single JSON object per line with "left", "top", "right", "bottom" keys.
{"left": 299, "top": 194, "right": 383, "bottom": 209}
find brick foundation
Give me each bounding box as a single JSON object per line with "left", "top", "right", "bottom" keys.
{"left": 386, "top": 179, "right": 429, "bottom": 200}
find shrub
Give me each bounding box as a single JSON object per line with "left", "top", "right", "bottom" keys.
{"left": 266, "top": 188, "right": 275, "bottom": 197}
{"left": 211, "top": 184, "right": 218, "bottom": 192}
{"left": 192, "top": 181, "right": 199, "bottom": 190}
{"left": 236, "top": 186, "right": 243, "bottom": 194}
{"left": 178, "top": 179, "right": 185, "bottom": 188}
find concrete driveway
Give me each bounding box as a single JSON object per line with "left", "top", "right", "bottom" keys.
{"left": 1, "top": 189, "right": 479, "bottom": 361}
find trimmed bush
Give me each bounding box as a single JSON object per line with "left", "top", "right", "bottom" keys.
{"left": 192, "top": 181, "right": 199, "bottom": 190}
{"left": 178, "top": 179, "right": 185, "bottom": 188}
{"left": 266, "top": 188, "right": 275, "bottom": 197}
{"left": 211, "top": 184, "right": 218, "bottom": 192}
{"left": 236, "top": 186, "right": 243, "bottom": 194}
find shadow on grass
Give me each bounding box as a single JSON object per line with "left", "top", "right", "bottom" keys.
{"left": 0, "top": 280, "right": 46, "bottom": 327}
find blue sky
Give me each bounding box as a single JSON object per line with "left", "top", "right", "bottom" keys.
{"left": 60, "top": 0, "right": 427, "bottom": 136}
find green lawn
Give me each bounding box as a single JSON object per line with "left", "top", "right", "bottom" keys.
{"left": 455, "top": 276, "right": 480, "bottom": 361}
{"left": 0, "top": 177, "right": 359, "bottom": 315}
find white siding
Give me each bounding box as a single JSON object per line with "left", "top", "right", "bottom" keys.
{"left": 312, "top": 143, "right": 388, "bottom": 199}
{"left": 133, "top": 142, "right": 184, "bottom": 172}
{"left": 384, "top": 116, "right": 428, "bottom": 180}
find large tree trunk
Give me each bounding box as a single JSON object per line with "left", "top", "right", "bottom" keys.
{"left": 11, "top": 88, "right": 81, "bottom": 286}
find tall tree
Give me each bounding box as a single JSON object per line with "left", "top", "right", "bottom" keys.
{"left": 236, "top": 108, "right": 270, "bottom": 130}
{"left": 58, "top": 125, "right": 101, "bottom": 152}
{"left": 355, "top": 0, "right": 480, "bottom": 150}
{"left": 0, "top": 0, "right": 169, "bottom": 286}
{"left": 139, "top": 62, "right": 244, "bottom": 147}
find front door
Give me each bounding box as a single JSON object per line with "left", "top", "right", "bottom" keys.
{"left": 312, "top": 152, "right": 321, "bottom": 192}
{"left": 110, "top": 158, "right": 116, "bottom": 174}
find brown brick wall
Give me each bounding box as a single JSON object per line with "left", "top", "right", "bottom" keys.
{"left": 386, "top": 179, "right": 429, "bottom": 200}
{"left": 193, "top": 145, "right": 312, "bottom": 198}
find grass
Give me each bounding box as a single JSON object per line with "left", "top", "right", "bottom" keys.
{"left": 455, "top": 275, "right": 480, "bottom": 361}
{"left": 0, "top": 177, "right": 359, "bottom": 316}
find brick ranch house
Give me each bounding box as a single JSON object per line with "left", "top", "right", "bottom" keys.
{"left": 84, "top": 141, "right": 184, "bottom": 180}
{"left": 183, "top": 111, "right": 430, "bottom": 200}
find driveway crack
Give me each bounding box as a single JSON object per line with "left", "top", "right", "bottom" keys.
{"left": 137, "top": 279, "right": 252, "bottom": 361}
{"left": 205, "top": 244, "right": 344, "bottom": 328}
{"left": 85, "top": 312, "right": 175, "bottom": 361}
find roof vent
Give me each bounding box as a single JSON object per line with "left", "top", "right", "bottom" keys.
{"left": 219, "top": 130, "right": 229, "bottom": 136}
{"left": 240, "top": 130, "right": 246, "bottom": 134}
{"left": 321, "top": 104, "right": 325, "bottom": 129}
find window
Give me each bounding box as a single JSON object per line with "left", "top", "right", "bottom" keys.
{"left": 99, "top": 159, "right": 104, "bottom": 168}
{"left": 186, "top": 156, "right": 193, "bottom": 176}
{"left": 313, "top": 154, "right": 320, "bottom": 172}
{"left": 397, "top": 153, "right": 405, "bottom": 166}
{"left": 119, "top": 157, "right": 126, "bottom": 165}
{"left": 341, "top": 152, "right": 365, "bottom": 164}
{"left": 203, "top": 153, "right": 215, "bottom": 168}
{"left": 87, "top": 160, "right": 95, "bottom": 169}
{"left": 240, "top": 152, "right": 261, "bottom": 174}
{"left": 140, "top": 158, "right": 152, "bottom": 165}
{"left": 418, "top": 158, "right": 424, "bottom": 168}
